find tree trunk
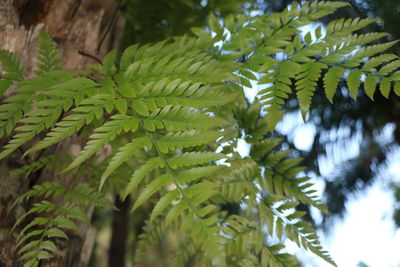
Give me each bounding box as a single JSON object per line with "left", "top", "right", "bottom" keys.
{"left": 0, "top": 0, "right": 122, "bottom": 266}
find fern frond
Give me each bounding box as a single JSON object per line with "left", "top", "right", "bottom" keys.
{"left": 63, "top": 183, "right": 114, "bottom": 208}
{"left": 170, "top": 238, "right": 198, "bottom": 267}
{"left": 157, "top": 130, "right": 222, "bottom": 153}
{"left": 131, "top": 173, "right": 173, "bottom": 212}
{"left": 344, "top": 40, "right": 399, "bottom": 69}
{"left": 0, "top": 50, "right": 25, "bottom": 80}
{"left": 12, "top": 181, "right": 65, "bottom": 209}
{"left": 122, "top": 157, "right": 165, "bottom": 199}
{"left": 0, "top": 50, "right": 24, "bottom": 94}
{"left": 323, "top": 66, "right": 345, "bottom": 102}
{"left": 176, "top": 165, "right": 222, "bottom": 185}
{"left": 364, "top": 74, "right": 377, "bottom": 99}
{"left": 0, "top": 73, "right": 70, "bottom": 138}
{"left": 65, "top": 115, "right": 139, "bottom": 171}
{"left": 36, "top": 32, "right": 62, "bottom": 73}
{"left": 10, "top": 154, "right": 66, "bottom": 179}
{"left": 25, "top": 98, "right": 106, "bottom": 154}
{"left": 100, "top": 136, "right": 152, "bottom": 190}
{"left": 143, "top": 105, "right": 225, "bottom": 131}
{"left": 213, "top": 159, "right": 258, "bottom": 203}
{"left": 0, "top": 77, "right": 97, "bottom": 159}
{"left": 258, "top": 61, "right": 299, "bottom": 121}
{"left": 167, "top": 152, "right": 224, "bottom": 169}
{"left": 120, "top": 40, "right": 235, "bottom": 85}
{"left": 326, "top": 17, "right": 379, "bottom": 36}
{"left": 135, "top": 79, "right": 237, "bottom": 110}
{"left": 296, "top": 62, "right": 327, "bottom": 118}
{"left": 260, "top": 199, "right": 335, "bottom": 266}
{"left": 134, "top": 218, "right": 179, "bottom": 263}
{"left": 14, "top": 180, "right": 108, "bottom": 266}
{"left": 150, "top": 190, "right": 181, "bottom": 221}
{"left": 362, "top": 54, "right": 398, "bottom": 72}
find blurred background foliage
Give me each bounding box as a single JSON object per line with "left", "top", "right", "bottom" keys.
{"left": 91, "top": 0, "right": 400, "bottom": 266}
{"left": 120, "top": 0, "right": 251, "bottom": 45}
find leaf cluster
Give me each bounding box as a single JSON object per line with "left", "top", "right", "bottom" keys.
{"left": 1, "top": 2, "right": 399, "bottom": 266}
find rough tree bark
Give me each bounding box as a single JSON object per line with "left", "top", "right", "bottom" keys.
{"left": 0, "top": 0, "right": 122, "bottom": 266}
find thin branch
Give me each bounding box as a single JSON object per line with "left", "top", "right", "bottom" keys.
{"left": 78, "top": 50, "right": 102, "bottom": 64}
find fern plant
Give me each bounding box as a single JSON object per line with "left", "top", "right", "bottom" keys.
{"left": 2, "top": 1, "right": 400, "bottom": 266}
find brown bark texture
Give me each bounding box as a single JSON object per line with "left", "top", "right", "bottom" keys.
{"left": 0, "top": 0, "right": 121, "bottom": 266}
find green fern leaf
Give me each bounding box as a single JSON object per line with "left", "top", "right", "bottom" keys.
{"left": 0, "top": 50, "right": 24, "bottom": 82}
{"left": 52, "top": 216, "right": 79, "bottom": 231}
{"left": 323, "top": 66, "right": 345, "bottom": 102}
{"left": 362, "top": 54, "right": 397, "bottom": 72}
{"left": 18, "top": 240, "right": 41, "bottom": 255}
{"left": 16, "top": 230, "right": 44, "bottom": 248}
{"left": 131, "top": 99, "right": 150, "bottom": 116}
{"left": 167, "top": 152, "right": 224, "bottom": 169}
{"left": 100, "top": 136, "right": 152, "bottom": 190}
{"left": 0, "top": 108, "right": 62, "bottom": 160}
{"left": 296, "top": 62, "right": 327, "bottom": 119}
{"left": 26, "top": 99, "right": 105, "bottom": 155}
{"left": 176, "top": 166, "right": 222, "bottom": 184}
{"left": 131, "top": 173, "right": 173, "bottom": 212}
{"left": 157, "top": 130, "right": 222, "bottom": 153}
{"left": 379, "top": 77, "right": 391, "bottom": 98}
{"left": 346, "top": 70, "right": 362, "bottom": 99}
{"left": 348, "top": 40, "right": 399, "bottom": 63}
{"left": 364, "top": 74, "right": 377, "bottom": 99}
{"left": 45, "top": 228, "right": 68, "bottom": 239}
{"left": 150, "top": 190, "right": 180, "bottom": 221}
{"left": 36, "top": 32, "right": 61, "bottom": 73}
{"left": 258, "top": 61, "right": 299, "bottom": 114}
{"left": 122, "top": 157, "right": 165, "bottom": 199}
{"left": 39, "top": 240, "right": 58, "bottom": 253}
{"left": 378, "top": 59, "right": 400, "bottom": 76}
{"left": 144, "top": 105, "right": 225, "bottom": 131}
{"left": 137, "top": 79, "right": 237, "bottom": 110}
{"left": 326, "top": 17, "right": 379, "bottom": 36}
{"left": 65, "top": 115, "right": 139, "bottom": 171}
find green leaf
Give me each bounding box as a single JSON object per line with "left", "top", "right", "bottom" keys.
{"left": 36, "top": 32, "right": 61, "bottom": 73}
{"left": 131, "top": 173, "right": 173, "bottom": 212}
{"left": 167, "top": 152, "right": 224, "bottom": 169}
{"left": 364, "top": 74, "right": 377, "bottom": 100}
{"left": 165, "top": 201, "right": 188, "bottom": 224}
{"left": 65, "top": 115, "right": 139, "bottom": 171}
{"left": 53, "top": 216, "right": 79, "bottom": 231}
{"left": 122, "top": 157, "right": 165, "bottom": 199}
{"left": 131, "top": 99, "right": 150, "bottom": 116}
{"left": 157, "top": 130, "right": 222, "bottom": 153}
{"left": 296, "top": 62, "right": 326, "bottom": 119}
{"left": 0, "top": 50, "right": 24, "bottom": 80}
{"left": 323, "top": 66, "right": 345, "bottom": 103}
{"left": 102, "top": 50, "right": 116, "bottom": 75}
{"left": 115, "top": 98, "right": 128, "bottom": 114}
{"left": 117, "top": 82, "right": 136, "bottom": 98}
{"left": 346, "top": 70, "right": 362, "bottom": 100}
{"left": 45, "top": 228, "right": 68, "bottom": 239}
{"left": 176, "top": 166, "right": 222, "bottom": 184}
{"left": 40, "top": 240, "right": 58, "bottom": 253}
{"left": 150, "top": 190, "right": 180, "bottom": 221}
{"left": 144, "top": 105, "right": 225, "bottom": 132}
{"left": 100, "top": 136, "right": 152, "bottom": 190}
{"left": 379, "top": 77, "right": 391, "bottom": 98}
